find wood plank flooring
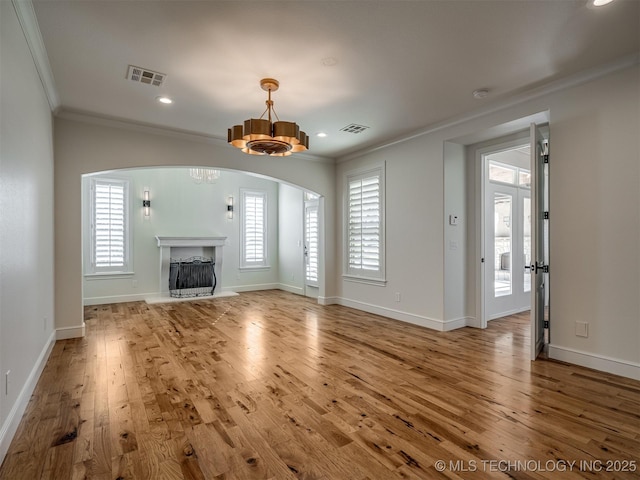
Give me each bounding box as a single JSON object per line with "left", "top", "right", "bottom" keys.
{"left": 1, "top": 290, "right": 639, "bottom": 479}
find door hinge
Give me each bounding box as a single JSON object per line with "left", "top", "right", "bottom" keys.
{"left": 544, "top": 320, "right": 550, "bottom": 329}
{"left": 532, "top": 263, "right": 549, "bottom": 273}
{"left": 543, "top": 211, "right": 549, "bottom": 220}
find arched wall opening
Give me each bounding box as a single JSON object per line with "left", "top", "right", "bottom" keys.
{"left": 54, "top": 115, "right": 335, "bottom": 338}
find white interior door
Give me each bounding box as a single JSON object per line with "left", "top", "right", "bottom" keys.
{"left": 530, "top": 123, "right": 549, "bottom": 360}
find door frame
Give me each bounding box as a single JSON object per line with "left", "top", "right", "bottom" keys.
{"left": 474, "top": 125, "right": 549, "bottom": 360}
{"left": 475, "top": 134, "right": 532, "bottom": 329}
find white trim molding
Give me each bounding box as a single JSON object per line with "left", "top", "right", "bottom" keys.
{"left": 225, "top": 283, "right": 280, "bottom": 293}
{"left": 56, "top": 323, "right": 86, "bottom": 340}
{"left": 340, "top": 53, "right": 639, "bottom": 163}
{"left": 443, "top": 316, "right": 476, "bottom": 331}
{"left": 278, "top": 284, "right": 305, "bottom": 296}
{"left": 336, "top": 297, "right": 454, "bottom": 332}
{"left": 56, "top": 108, "right": 334, "bottom": 163}
{"left": 317, "top": 296, "right": 340, "bottom": 306}
{"left": 12, "top": 0, "right": 60, "bottom": 111}
{"left": 84, "top": 293, "right": 152, "bottom": 306}
{"left": 549, "top": 344, "right": 640, "bottom": 381}
{"left": 0, "top": 330, "right": 56, "bottom": 463}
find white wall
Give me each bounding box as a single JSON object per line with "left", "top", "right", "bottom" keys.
{"left": 278, "top": 184, "right": 305, "bottom": 295}
{"left": 443, "top": 141, "right": 467, "bottom": 327}
{"left": 335, "top": 141, "right": 445, "bottom": 329}
{"left": 82, "top": 168, "right": 281, "bottom": 304}
{"left": 54, "top": 117, "right": 336, "bottom": 335}
{"left": 336, "top": 64, "right": 640, "bottom": 378}
{"left": 0, "top": 0, "right": 56, "bottom": 458}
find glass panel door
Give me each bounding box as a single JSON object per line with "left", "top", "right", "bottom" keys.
{"left": 523, "top": 195, "right": 531, "bottom": 293}
{"left": 494, "top": 192, "right": 512, "bottom": 297}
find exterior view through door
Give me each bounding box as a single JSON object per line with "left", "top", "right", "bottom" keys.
{"left": 484, "top": 144, "right": 532, "bottom": 320}
{"left": 481, "top": 123, "right": 549, "bottom": 361}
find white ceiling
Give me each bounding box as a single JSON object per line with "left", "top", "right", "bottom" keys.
{"left": 32, "top": 0, "right": 639, "bottom": 159}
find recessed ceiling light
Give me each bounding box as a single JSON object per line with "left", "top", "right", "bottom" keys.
{"left": 592, "top": 0, "right": 614, "bottom": 6}
{"left": 472, "top": 89, "right": 489, "bottom": 99}
{"left": 156, "top": 96, "right": 173, "bottom": 104}
{"left": 316, "top": 132, "right": 328, "bottom": 138}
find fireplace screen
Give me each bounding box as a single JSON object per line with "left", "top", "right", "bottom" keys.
{"left": 168, "top": 256, "right": 216, "bottom": 298}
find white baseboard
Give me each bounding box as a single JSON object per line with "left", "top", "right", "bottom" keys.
{"left": 225, "top": 283, "right": 280, "bottom": 293}
{"left": 56, "top": 322, "right": 85, "bottom": 340}
{"left": 277, "top": 284, "right": 304, "bottom": 296}
{"left": 548, "top": 344, "right": 640, "bottom": 380}
{"left": 0, "top": 330, "right": 56, "bottom": 463}
{"left": 336, "top": 297, "right": 449, "bottom": 331}
{"left": 442, "top": 316, "right": 475, "bottom": 331}
{"left": 463, "top": 316, "right": 481, "bottom": 328}
{"left": 318, "top": 296, "right": 339, "bottom": 305}
{"left": 83, "top": 292, "right": 153, "bottom": 306}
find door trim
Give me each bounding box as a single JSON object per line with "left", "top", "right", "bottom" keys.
{"left": 475, "top": 134, "right": 531, "bottom": 329}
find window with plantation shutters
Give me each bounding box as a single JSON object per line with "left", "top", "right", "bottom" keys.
{"left": 345, "top": 165, "right": 385, "bottom": 283}
{"left": 88, "top": 177, "right": 130, "bottom": 273}
{"left": 241, "top": 190, "right": 268, "bottom": 268}
{"left": 305, "top": 200, "right": 319, "bottom": 286}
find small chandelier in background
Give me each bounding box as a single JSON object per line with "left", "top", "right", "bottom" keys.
{"left": 189, "top": 168, "right": 220, "bottom": 184}
{"left": 228, "top": 78, "right": 309, "bottom": 157}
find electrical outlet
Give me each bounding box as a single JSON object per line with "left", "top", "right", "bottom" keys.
{"left": 395, "top": 292, "right": 401, "bottom": 302}
{"left": 132, "top": 280, "right": 138, "bottom": 288}
{"left": 575, "top": 321, "right": 589, "bottom": 338}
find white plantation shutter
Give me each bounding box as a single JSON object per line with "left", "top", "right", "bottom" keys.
{"left": 242, "top": 190, "right": 267, "bottom": 267}
{"left": 90, "top": 178, "right": 130, "bottom": 272}
{"left": 305, "top": 202, "right": 319, "bottom": 285}
{"left": 346, "top": 166, "right": 385, "bottom": 281}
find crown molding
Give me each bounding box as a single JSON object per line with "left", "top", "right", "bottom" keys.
{"left": 55, "top": 108, "right": 335, "bottom": 164}
{"left": 12, "top": 0, "right": 60, "bottom": 112}
{"left": 339, "top": 52, "right": 639, "bottom": 163}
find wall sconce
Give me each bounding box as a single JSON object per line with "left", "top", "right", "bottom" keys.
{"left": 226, "top": 195, "right": 234, "bottom": 219}
{"left": 143, "top": 188, "right": 151, "bottom": 217}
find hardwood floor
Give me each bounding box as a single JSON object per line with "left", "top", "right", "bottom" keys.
{"left": 1, "top": 290, "right": 639, "bottom": 479}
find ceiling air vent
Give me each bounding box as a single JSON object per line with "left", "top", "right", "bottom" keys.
{"left": 126, "top": 65, "right": 166, "bottom": 87}
{"left": 340, "top": 123, "right": 370, "bottom": 134}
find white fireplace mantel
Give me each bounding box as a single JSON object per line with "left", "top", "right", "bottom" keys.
{"left": 155, "top": 236, "right": 227, "bottom": 248}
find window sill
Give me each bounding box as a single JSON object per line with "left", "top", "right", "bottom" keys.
{"left": 239, "top": 266, "right": 271, "bottom": 272}
{"left": 85, "top": 272, "right": 135, "bottom": 280}
{"left": 343, "top": 275, "right": 387, "bottom": 287}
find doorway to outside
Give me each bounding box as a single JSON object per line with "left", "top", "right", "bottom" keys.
{"left": 476, "top": 122, "right": 549, "bottom": 361}
{"left": 484, "top": 144, "right": 532, "bottom": 320}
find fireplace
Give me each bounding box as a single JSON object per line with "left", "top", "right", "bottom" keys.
{"left": 155, "top": 236, "right": 227, "bottom": 300}
{"left": 169, "top": 256, "right": 216, "bottom": 298}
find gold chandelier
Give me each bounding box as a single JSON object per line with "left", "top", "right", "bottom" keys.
{"left": 228, "top": 78, "right": 308, "bottom": 156}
